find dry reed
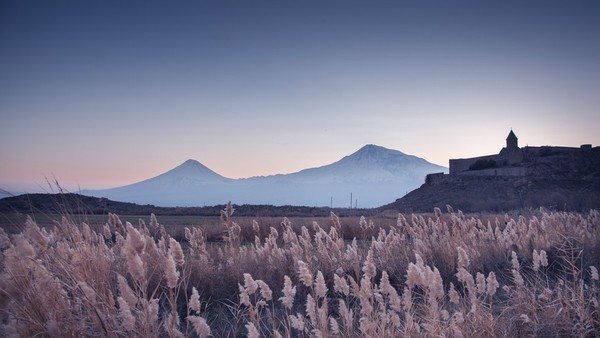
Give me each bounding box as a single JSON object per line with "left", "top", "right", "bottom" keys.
{"left": 0, "top": 205, "right": 598, "bottom": 337}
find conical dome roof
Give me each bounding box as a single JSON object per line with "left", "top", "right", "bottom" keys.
{"left": 506, "top": 130, "right": 517, "bottom": 140}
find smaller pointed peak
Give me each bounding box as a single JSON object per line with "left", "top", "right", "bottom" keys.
{"left": 182, "top": 159, "right": 200, "bottom": 165}
{"left": 165, "top": 159, "right": 227, "bottom": 180}
{"left": 178, "top": 159, "right": 205, "bottom": 169}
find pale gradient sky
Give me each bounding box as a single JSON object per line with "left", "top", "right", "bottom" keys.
{"left": 1, "top": 0, "right": 599, "bottom": 193}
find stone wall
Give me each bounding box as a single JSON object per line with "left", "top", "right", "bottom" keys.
{"left": 457, "top": 166, "right": 527, "bottom": 177}
{"left": 449, "top": 154, "right": 499, "bottom": 174}
{"left": 425, "top": 172, "right": 446, "bottom": 184}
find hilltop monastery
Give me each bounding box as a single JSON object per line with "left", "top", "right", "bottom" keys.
{"left": 434, "top": 130, "right": 597, "bottom": 178}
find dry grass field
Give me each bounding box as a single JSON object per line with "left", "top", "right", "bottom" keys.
{"left": 1, "top": 204, "right": 599, "bottom": 337}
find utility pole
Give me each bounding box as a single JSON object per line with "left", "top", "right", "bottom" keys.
{"left": 330, "top": 196, "right": 333, "bottom": 209}
{"left": 350, "top": 192, "right": 353, "bottom": 209}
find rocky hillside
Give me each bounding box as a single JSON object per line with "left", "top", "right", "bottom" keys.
{"left": 382, "top": 175, "right": 600, "bottom": 213}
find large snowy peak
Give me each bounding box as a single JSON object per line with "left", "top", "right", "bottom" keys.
{"left": 281, "top": 144, "right": 441, "bottom": 184}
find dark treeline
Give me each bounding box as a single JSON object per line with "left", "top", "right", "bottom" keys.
{"left": 0, "top": 193, "right": 379, "bottom": 218}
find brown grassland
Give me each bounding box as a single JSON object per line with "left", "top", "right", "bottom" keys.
{"left": 0, "top": 204, "right": 599, "bottom": 337}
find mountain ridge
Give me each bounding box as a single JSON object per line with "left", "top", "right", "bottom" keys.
{"left": 240, "top": 145, "right": 429, "bottom": 180}
{"left": 81, "top": 145, "right": 447, "bottom": 207}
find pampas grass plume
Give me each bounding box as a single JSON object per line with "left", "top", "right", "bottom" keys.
{"left": 117, "top": 274, "right": 137, "bottom": 308}
{"left": 188, "top": 316, "right": 212, "bottom": 338}
{"left": 330, "top": 317, "right": 340, "bottom": 335}
{"left": 511, "top": 251, "right": 520, "bottom": 270}
{"left": 239, "top": 284, "right": 251, "bottom": 307}
{"left": 14, "top": 235, "right": 35, "bottom": 258}
{"left": 590, "top": 266, "right": 599, "bottom": 281}
{"left": 257, "top": 280, "right": 273, "bottom": 301}
{"left": 539, "top": 250, "right": 548, "bottom": 268}
{"left": 117, "top": 296, "right": 135, "bottom": 332}
{"left": 169, "top": 238, "right": 185, "bottom": 266}
{"left": 407, "top": 263, "right": 422, "bottom": 289}
{"left": 476, "top": 272, "right": 486, "bottom": 295}
{"left": 289, "top": 314, "right": 305, "bottom": 331}
{"left": 434, "top": 207, "right": 442, "bottom": 218}
{"left": 429, "top": 267, "right": 444, "bottom": 300}
{"left": 314, "top": 271, "right": 327, "bottom": 298}
{"left": 334, "top": 273, "right": 350, "bottom": 296}
{"left": 103, "top": 224, "right": 112, "bottom": 239}
{"left": 457, "top": 247, "right": 470, "bottom": 269}
{"left": 77, "top": 281, "right": 97, "bottom": 305}
{"left": 297, "top": 260, "right": 313, "bottom": 287}
{"left": 189, "top": 286, "right": 201, "bottom": 313}
{"left": 126, "top": 222, "right": 146, "bottom": 254}
{"left": 280, "top": 275, "right": 296, "bottom": 310}
{"left": 127, "top": 251, "right": 145, "bottom": 282}
{"left": 449, "top": 282, "right": 460, "bottom": 305}
{"left": 362, "top": 249, "right": 376, "bottom": 280}
{"left": 165, "top": 254, "right": 179, "bottom": 289}
{"left": 244, "top": 273, "right": 259, "bottom": 295}
{"left": 306, "top": 294, "right": 317, "bottom": 324}
{"left": 486, "top": 272, "right": 499, "bottom": 297}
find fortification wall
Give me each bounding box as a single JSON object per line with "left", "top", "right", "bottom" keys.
{"left": 425, "top": 172, "right": 446, "bottom": 184}
{"left": 449, "top": 154, "right": 498, "bottom": 174}
{"left": 447, "top": 133, "right": 598, "bottom": 178}
{"left": 448, "top": 145, "right": 599, "bottom": 178}
{"left": 502, "top": 148, "right": 524, "bottom": 164}
{"left": 457, "top": 167, "right": 527, "bottom": 177}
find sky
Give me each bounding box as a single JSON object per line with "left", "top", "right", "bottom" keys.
{"left": 1, "top": 0, "right": 599, "bottom": 193}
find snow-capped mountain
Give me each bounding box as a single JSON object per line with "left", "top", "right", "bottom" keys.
{"left": 82, "top": 145, "right": 447, "bottom": 207}
{"left": 284, "top": 144, "right": 439, "bottom": 184}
